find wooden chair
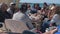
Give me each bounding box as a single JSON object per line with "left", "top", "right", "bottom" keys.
{"left": 5, "top": 19, "right": 29, "bottom": 33}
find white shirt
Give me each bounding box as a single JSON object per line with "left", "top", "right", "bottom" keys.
{"left": 7, "top": 8, "right": 13, "bottom": 15}
{"left": 12, "top": 11, "right": 34, "bottom": 29}
{"left": 26, "top": 10, "right": 31, "bottom": 15}
{"left": 12, "top": 12, "right": 25, "bottom": 21}
{"left": 50, "top": 14, "right": 60, "bottom": 25}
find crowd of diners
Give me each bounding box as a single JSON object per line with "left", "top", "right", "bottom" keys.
{"left": 0, "top": 2, "right": 60, "bottom": 34}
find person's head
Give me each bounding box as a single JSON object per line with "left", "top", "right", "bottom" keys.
{"left": 55, "top": 6, "right": 60, "bottom": 15}
{"left": 1, "top": 3, "right": 8, "bottom": 12}
{"left": 27, "top": 4, "right": 31, "bottom": 10}
{"left": 10, "top": 2, "right": 16, "bottom": 9}
{"left": 20, "top": 3, "right": 27, "bottom": 13}
{"left": 34, "top": 4, "right": 40, "bottom": 9}
{"left": 52, "top": 3, "right": 56, "bottom": 6}
{"left": 50, "top": 6, "right": 57, "bottom": 12}
{"left": 15, "top": 7, "right": 20, "bottom": 13}
{"left": 43, "top": 2, "right": 48, "bottom": 9}
{"left": 43, "top": 2, "right": 48, "bottom": 7}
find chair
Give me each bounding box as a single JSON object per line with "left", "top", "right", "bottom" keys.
{"left": 0, "top": 23, "right": 7, "bottom": 32}
{"left": 5, "top": 19, "right": 29, "bottom": 33}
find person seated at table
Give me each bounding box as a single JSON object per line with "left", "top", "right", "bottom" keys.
{"left": 41, "top": 6, "right": 57, "bottom": 33}
{"left": 7, "top": 2, "right": 16, "bottom": 18}
{"left": 26, "top": 4, "right": 31, "bottom": 15}
{"left": 43, "top": 2, "right": 48, "bottom": 9}
{"left": 50, "top": 6, "right": 60, "bottom": 26}
{"left": 12, "top": 3, "right": 34, "bottom": 29}
{"left": 32, "top": 4, "right": 41, "bottom": 11}
{"left": 0, "top": 3, "right": 11, "bottom": 22}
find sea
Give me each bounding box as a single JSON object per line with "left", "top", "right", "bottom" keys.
{"left": 18, "top": 3, "right": 60, "bottom": 8}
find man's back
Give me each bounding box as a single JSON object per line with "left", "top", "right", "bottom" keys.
{"left": 12, "top": 12, "right": 34, "bottom": 29}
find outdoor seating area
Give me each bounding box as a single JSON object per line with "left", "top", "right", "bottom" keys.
{"left": 0, "top": 0, "right": 60, "bottom": 34}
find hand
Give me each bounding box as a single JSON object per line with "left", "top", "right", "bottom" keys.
{"left": 50, "top": 28, "right": 57, "bottom": 34}
{"left": 43, "top": 28, "right": 57, "bottom": 34}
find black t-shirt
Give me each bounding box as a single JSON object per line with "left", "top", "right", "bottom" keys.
{"left": 0, "top": 10, "right": 11, "bottom": 22}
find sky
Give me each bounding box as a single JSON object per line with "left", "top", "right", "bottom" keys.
{"left": 20, "top": 0, "right": 60, "bottom": 4}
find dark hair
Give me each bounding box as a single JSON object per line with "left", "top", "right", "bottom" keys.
{"left": 1, "top": 3, "right": 8, "bottom": 10}
{"left": 52, "top": 3, "right": 56, "bottom": 6}
{"left": 55, "top": 6, "right": 60, "bottom": 14}
{"left": 27, "top": 4, "right": 31, "bottom": 8}
{"left": 20, "top": 3, "right": 27, "bottom": 13}
{"left": 1, "top": 3, "right": 8, "bottom": 7}
{"left": 34, "top": 4, "right": 39, "bottom": 8}
{"left": 44, "top": 2, "right": 48, "bottom": 6}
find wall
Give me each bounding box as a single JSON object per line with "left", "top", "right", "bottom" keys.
{"left": 0, "top": 0, "right": 20, "bottom": 7}
{"left": 0, "top": 0, "right": 13, "bottom": 5}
